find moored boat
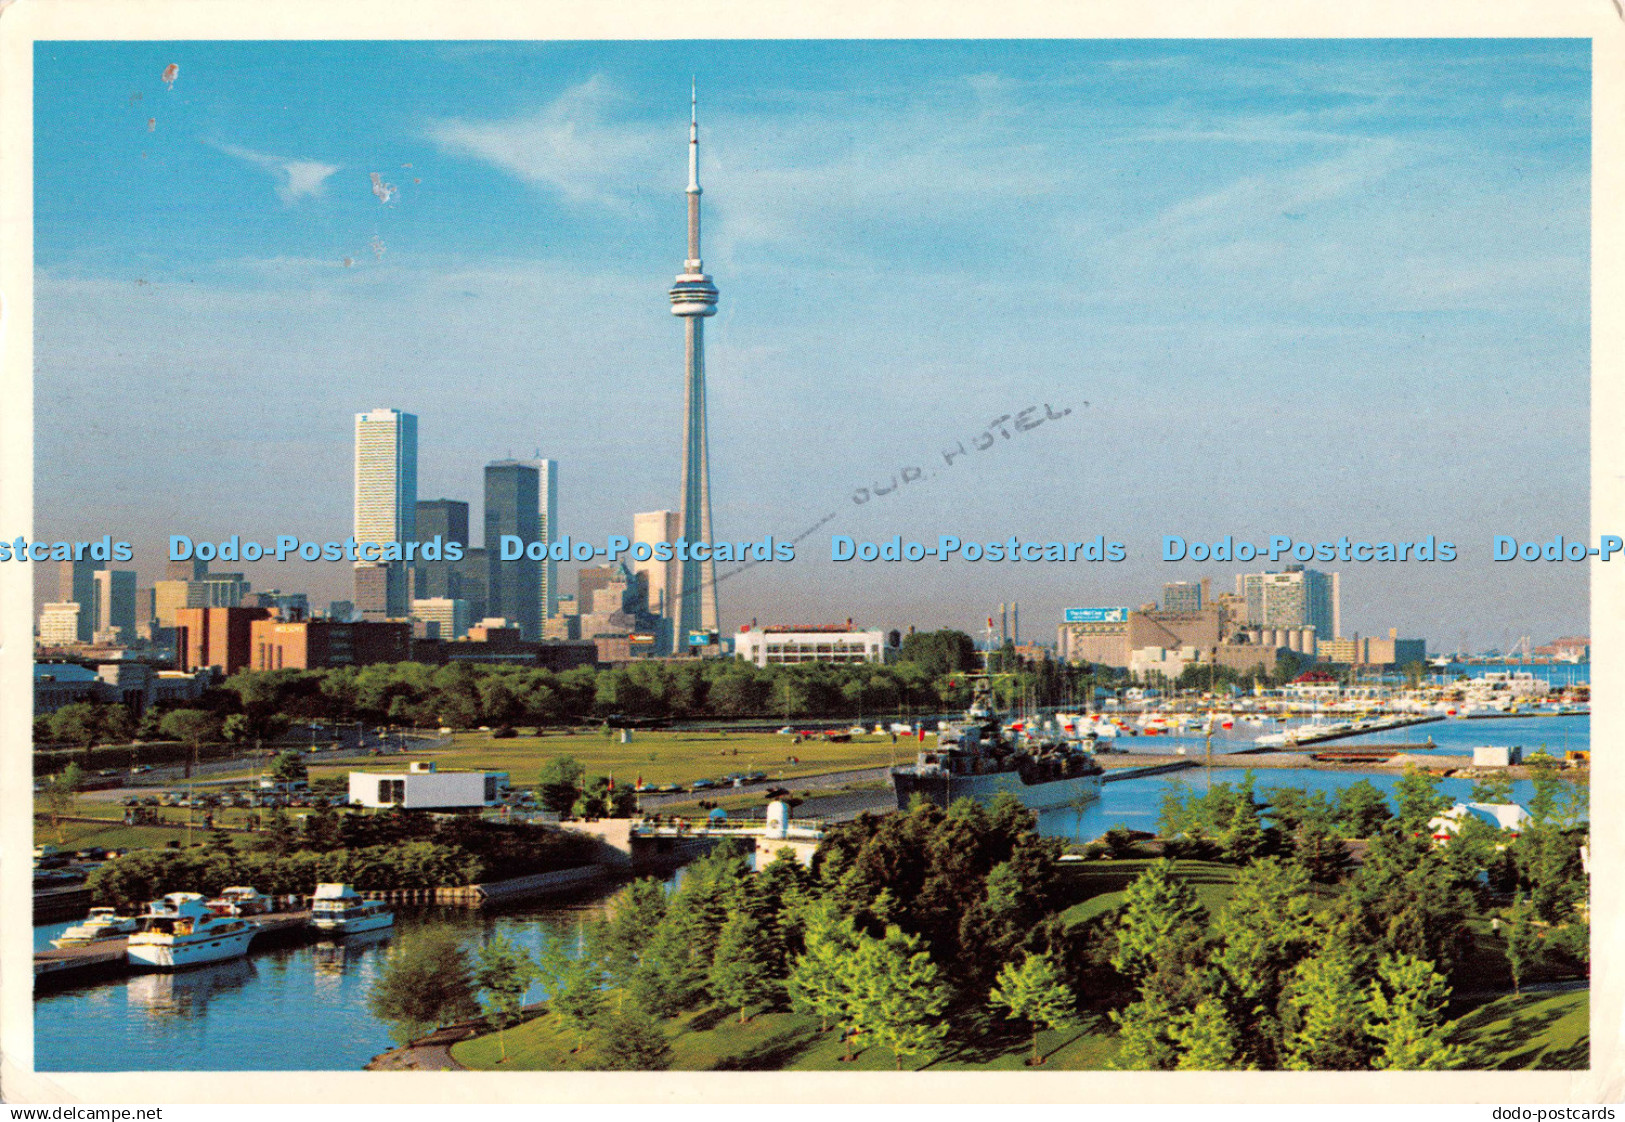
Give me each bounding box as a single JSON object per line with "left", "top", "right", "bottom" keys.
{"left": 52, "top": 907, "right": 140, "bottom": 948}
{"left": 890, "top": 676, "right": 1103, "bottom": 812}
{"left": 207, "top": 886, "right": 273, "bottom": 916}
{"left": 309, "top": 883, "right": 395, "bottom": 936}
{"left": 126, "top": 892, "right": 255, "bottom": 970}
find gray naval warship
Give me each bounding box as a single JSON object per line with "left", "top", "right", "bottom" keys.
{"left": 890, "top": 675, "right": 1104, "bottom": 812}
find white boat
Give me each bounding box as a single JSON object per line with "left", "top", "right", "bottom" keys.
{"left": 207, "top": 886, "right": 273, "bottom": 916}
{"left": 126, "top": 893, "right": 256, "bottom": 970}
{"left": 309, "top": 883, "right": 395, "bottom": 936}
{"left": 52, "top": 907, "right": 139, "bottom": 948}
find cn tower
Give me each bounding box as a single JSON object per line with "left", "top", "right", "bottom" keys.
{"left": 669, "top": 82, "right": 720, "bottom": 646}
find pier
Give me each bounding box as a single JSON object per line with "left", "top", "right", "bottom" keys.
{"left": 34, "top": 910, "right": 312, "bottom": 992}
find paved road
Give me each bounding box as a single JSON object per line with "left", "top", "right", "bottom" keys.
{"left": 633, "top": 766, "right": 891, "bottom": 810}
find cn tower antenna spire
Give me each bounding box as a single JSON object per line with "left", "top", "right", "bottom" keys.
{"left": 670, "top": 82, "right": 721, "bottom": 647}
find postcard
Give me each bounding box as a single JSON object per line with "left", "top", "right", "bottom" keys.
{"left": 2, "top": 0, "right": 1620, "bottom": 1107}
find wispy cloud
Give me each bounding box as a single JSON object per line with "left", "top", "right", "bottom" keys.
{"left": 214, "top": 142, "right": 341, "bottom": 203}
{"left": 425, "top": 76, "right": 667, "bottom": 210}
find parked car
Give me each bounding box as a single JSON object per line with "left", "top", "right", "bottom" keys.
{"left": 691, "top": 778, "right": 718, "bottom": 790}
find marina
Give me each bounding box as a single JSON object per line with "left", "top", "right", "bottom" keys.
{"left": 32, "top": 710, "right": 1573, "bottom": 1071}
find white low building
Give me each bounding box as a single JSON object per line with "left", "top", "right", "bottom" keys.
{"left": 734, "top": 625, "right": 894, "bottom": 668}
{"left": 1472, "top": 745, "right": 1524, "bottom": 768}
{"left": 1429, "top": 801, "right": 1532, "bottom": 844}
{"left": 1129, "top": 645, "right": 1198, "bottom": 682}
{"left": 348, "top": 761, "right": 509, "bottom": 810}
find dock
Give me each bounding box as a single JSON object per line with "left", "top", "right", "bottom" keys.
{"left": 34, "top": 910, "right": 313, "bottom": 993}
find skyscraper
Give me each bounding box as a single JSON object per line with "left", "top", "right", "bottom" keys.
{"left": 669, "top": 84, "right": 720, "bottom": 648}
{"left": 533, "top": 458, "right": 559, "bottom": 622}
{"left": 414, "top": 498, "right": 469, "bottom": 601}
{"left": 58, "top": 557, "right": 102, "bottom": 641}
{"left": 1163, "top": 581, "right": 1204, "bottom": 612}
{"left": 633, "top": 509, "right": 680, "bottom": 619}
{"left": 93, "top": 569, "right": 138, "bottom": 640}
{"left": 1236, "top": 566, "right": 1339, "bottom": 638}
{"left": 354, "top": 408, "right": 418, "bottom": 618}
{"left": 484, "top": 460, "right": 540, "bottom": 639}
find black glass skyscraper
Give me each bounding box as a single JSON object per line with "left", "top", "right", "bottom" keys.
{"left": 484, "top": 462, "right": 540, "bottom": 639}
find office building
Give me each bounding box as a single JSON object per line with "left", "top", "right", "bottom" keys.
{"left": 93, "top": 569, "right": 138, "bottom": 641}
{"left": 669, "top": 86, "right": 721, "bottom": 645}
{"left": 485, "top": 460, "right": 541, "bottom": 640}
{"left": 633, "top": 508, "right": 681, "bottom": 622}
{"left": 414, "top": 498, "right": 469, "bottom": 602}
{"left": 175, "top": 606, "right": 272, "bottom": 676}
{"left": 58, "top": 558, "right": 102, "bottom": 642}
{"left": 412, "top": 597, "right": 471, "bottom": 641}
{"left": 248, "top": 618, "right": 411, "bottom": 671}
{"left": 1237, "top": 566, "right": 1339, "bottom": 639}
{"left": 166, "top": 558, "right": 208, "bottom": 581}
{"left": 38, "top": 603, "right": 82, "bottom": 646}
{"left": 354, "top": 408, "right": 418, "bottom": 618}
{"left": 578, "top": 565, "right": 618, "bottom": 621}
{"left": 452, "top": 547, "right": 488, "bottom": 624}
{"left": 1163, "top": 580, "right": 1207, "bottom": 613}
{"left": 533, "top": 459, "right": 559, "bottom": 621}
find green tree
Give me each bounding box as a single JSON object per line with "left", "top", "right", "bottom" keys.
{"left": 471, "top": 935, "right": 541, "bottom": 1063}
{"left": 541, "top": 945, "right": 605, "bottom": 1054}
{"left": 1524, "top": 750, "right": 1569, "bottom": 824}
{"left": 1214, "top": 858, "right": 1319, "bottom": 1066}
{"left": 1282, "top": 947, "right": 1371, "bottom": 1070}
{"left": 591, "top": 878, "right": 668, "bottom": 988}
{"left": 537, "top": 756, "right": 585, "bottom": 815}
{"left": 592, "top": 1002, "right": 672, "bottom": 1071}
{"left": 1111, "top": 860, "right": 1209, "bottom": 986}
{"left": 258, "top": 808, "right": 299, "bottom": 857}
{"left": 1172, "top": 998, "right": 1246, "bottom": 1071}
{"left": 1393, "top": 767, "right": 1450, "bottom": 834}
{"left": 1110, "top": 993, "right": 1182, "bottom": 1071}
{"left": 787, "top": 903, "right": 862, "bottom": 1035}
{"left": 367, "top": 929, "right": 480, "bottom": 1044}
{"left": 1503, "top": 897, "right": 1540, "bottom": 996}
{"left": 269, "top": 750, "right": 308, "bottom": 785}
{"left": 41, "top": 763, "right": 84, "bottom": 843}
{"left": 1334, "top": 780, "right": 1393, "bottom": 838}
{"left": 989, "top": 950, "right": 1074, "bottom": 1066}
{"left": 1366, "top": 954, "right": 1464, "bottom": 1071}
{"left": 851, "top": 925, "right": 951, "bottom": 1070}
{"left": 159, "top": 708, "right": 221, "bottom": 779}
{"left": 707, "top": 912, "right": 780, "bottom": 1023}
{"left": 1470, "top": 771, "right": 1515, "bottom": 806}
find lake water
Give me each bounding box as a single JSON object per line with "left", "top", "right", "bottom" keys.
{"left": 34, "top": 715, "right": 1582, "bottom": 1071}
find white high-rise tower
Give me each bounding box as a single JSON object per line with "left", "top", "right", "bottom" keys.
{"left": 669, "top": 83, "right": 720, "bottom": 646}
{"left": 354, "top": 408, "right": 418, "bottom": 618}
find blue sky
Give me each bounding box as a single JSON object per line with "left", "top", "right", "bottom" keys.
{"left": 33, "top": 40, "right": 1590, "bottom": 649}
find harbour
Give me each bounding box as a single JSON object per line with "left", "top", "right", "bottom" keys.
{"left": 32, "top": 712, "right": 1567, "bottom": 1071}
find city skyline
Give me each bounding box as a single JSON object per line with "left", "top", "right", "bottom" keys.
{"left": 31, "top": 40, "right": 1590, "bottom": 648}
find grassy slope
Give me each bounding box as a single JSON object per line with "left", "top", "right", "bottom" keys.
{"left": 451, "top": 1003, "right": 1122, "bottom": 1072}
{"left": 1453, "top": 989, "right": 1589, "bottom": 1069}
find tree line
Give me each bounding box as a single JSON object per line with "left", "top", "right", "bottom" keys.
{"left": 85, "top": 808, "right": 601, "bottom": 909}
{"left": 34, "top": 630, "right": 1122, "bottom": 756}
{"left": 370, "top": 755, "right": 1589, "bottom": 1071}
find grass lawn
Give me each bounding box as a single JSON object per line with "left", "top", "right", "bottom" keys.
{"left": 312, "top": 729, "right": 912, "bottom": 791}
{"left": 450, "top": 1002, "right": 1120, "bottom": 1071}
{"left": 32, "top": 816, "right": 224, "bottom": 852}
{"left": 1453, "top": 989, "right": 1588, "bottom": 1069}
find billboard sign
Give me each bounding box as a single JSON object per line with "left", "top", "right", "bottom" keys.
{"left": 1064, "top": 607, "right": 1129, "bottom": 623}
